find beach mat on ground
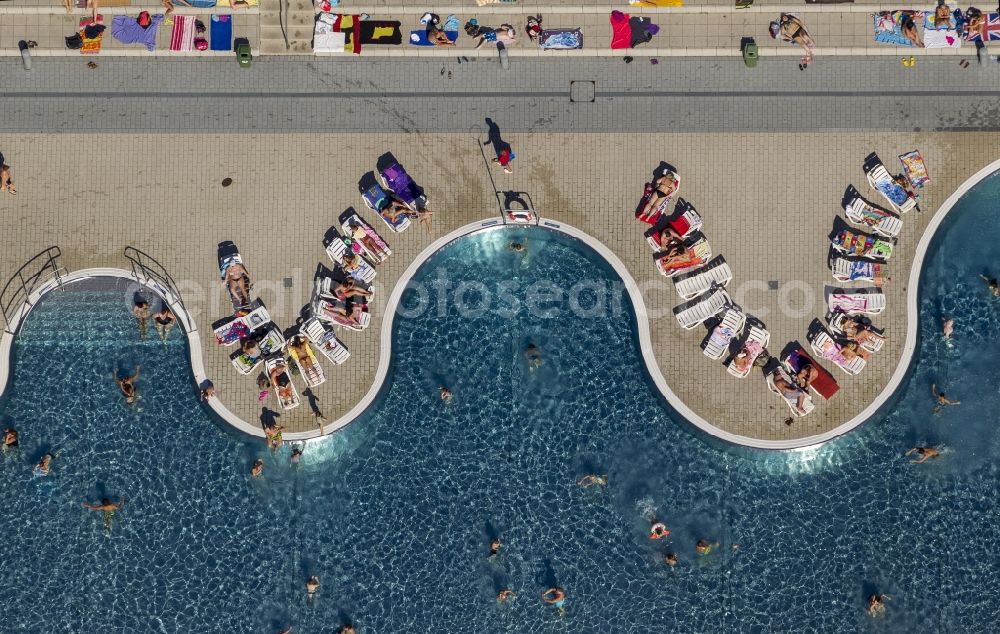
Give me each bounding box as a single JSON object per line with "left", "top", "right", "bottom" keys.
{"left": 872, "top": 11, "right": 916, "bottom": 46}
{"left": 539, "top": 28, "right": 583, "bottom": 49}
{"left": 170, "top": 15, "right": 196, "bottom": 51}
{"left": 80, "top": 16, "right": 105, "bottom": 54}
{"left": 210, "top": 14, "right": 233, "bottom": 50}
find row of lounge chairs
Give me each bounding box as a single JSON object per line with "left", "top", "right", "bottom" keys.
{"left": 771, "top": 154, "right": 906, "bottom": 416}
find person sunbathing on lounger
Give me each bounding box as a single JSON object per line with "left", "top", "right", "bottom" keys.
{"left": 225, "top": 262, "right": 251, "bottom": 306}
{"left": 794, "top": 363, "right": 818, "bottom": 390}
{"left": 342, "top": 252, "right": 362, "bottom": 274}
{"left": 269, "top": 363, "right": 295, "bottom": 406}
{"left": 114, "top": 364, "right": 141, "bottom": 404}
{"left": 774, "top": 373, "right": 809, "bottom": 414}
{"left": 383, "top": 198, "right": 435, "bottom": 235}
{"left": 657, "top": 245, "right": 700, "bottom": 273}
{"left": 840, "top": 318, "right": 885, "bottom": 348}
{"left": 347, "top": 221, "right": 390, "bottom": 262}
{"left": 333, "top": 278, "right": 372, "bottom": 302}
{"left": 427, "top": 23, "right": 456, "bottom": 46}
{"left": 650, "top": 224, "right": 683, "bottom": 250}
{"left": 324, "top": 301, "right": 365, "bottom": 327}
{"left": 289, "top": 336, "right": 321, "bottom": 377}
{"left": 637, "top": 172, "right": 679, "bottom": 222}
{"left": 732, "top": 345, "right": 759, "bottom": 374}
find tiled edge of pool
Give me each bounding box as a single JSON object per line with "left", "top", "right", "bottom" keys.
{"left": 3, "top": 158, "right": 998, "bottom": 448}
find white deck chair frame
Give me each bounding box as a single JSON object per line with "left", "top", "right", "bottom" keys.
{"left": 828, "top": 313, "right": 884, "bottom": 353}
{"left": 844, "top": 196, "right": 903, "bottom": 238}
{"left": 325, "top": 239, "right": 377, "bottom": 285}
{"left": 675, "top": 287, "right": 730, "bottom": 330}
{"left": 302, "top": 317, "right": 351, "bottom": 365}
{"left": 866, "top": 162, "right": 917, "bottom": 214}
{"left": 727, "top": 325, "right": 769, "bottom": 378}
{"left": 831, "top": 258, "right": 881, "bottom": 284}
{"left": 703, "top": 306, "right": 746, "bottom": 360}
{"left": 828, "top": 292, "right": 886, "bottom": 316}
{"left": 674, "top": 259, "right": 733, "bottom": 300}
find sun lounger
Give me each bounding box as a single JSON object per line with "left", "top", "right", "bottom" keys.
{"left": 288, "top": 336, "right": 326, "bottom": 388}
{"left": 674, "top": 286, "right": 729, "bottom": 330}
{"left": 213, "top": 299, "right": 270, "bottom": 346}
{"left": 831, "top": 258, "right": 883, "bottom": 284}
{"left": 673, "top": 257, "right": 732, "bottom": 300}
{"left": 829, "top": 292, "right": 886, "bottom": 316}
{"left": 832, "top": 230, "right": 894, "bottom": 261}
{"left": 342, "top": 213, "right": 391, "bottom": 264}
{"left": 645, "top": 205, "right": 703, "bottom": 250}
{"left": 379, "top": 161, "right": 427, "bottom": 211}
{"left": 727, "top": 325, "right": 769, "bottom": 378}
{"left": 219, "top": 251, "right": 253, "bottom": 309}
{"left": 865, "top": 153, "right": 917, "bottom": 214}
{"left": 265, "top": 357, "right": 300, "bottom": 411}
{"left": 656, "top": 237, "right": 712, "bottom": 278}
{"left": 703, "top": 306, "right": 746, "bottom": 360}
{"left": 326, "top": 237, "right": 377, "bottom": 285}
{"left": 782, "top": 347, "right": 839, "bottom": 400}
{"left": 635, "top": 170, "right": 681, "bottom": 224}
{"left": 313, "top": 295, "right": 371, "bottom": 331}
{"left": 362, "top": 181, "right": 412, "bottom": 232}
{"left": 810, "top": 329, "right": 866, "bottom": 375}
{"left": 767, "top": 367, "right": 815, "bottom": 417}
{"left": 844, "top": 193, "right": 902, "bottom": 238}
{"left": 301, "top": 317, "right": 350, "bottom": 365}
{"left": 228, "top": 325, "right": 285, "bottom": 375}
{"left": 828, "top": 312, "right": 884, "bottom": 353}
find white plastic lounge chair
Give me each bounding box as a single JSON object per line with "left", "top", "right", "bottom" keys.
{"left": 810, "top": 329, "right": 866, "bottom": 375}
{"left": 831, "top": 230, "right": 894, "bottom": 262}
{"left": 828, "top": 292, "right": 886, "bottom": 316}
{"left": 831, "top": 258, "right": 883, "bottom": 284}
{"left": 313, "top": 296, "right": 371, "bottom": 331}
{"left": 645, "top": 207, "right": 703, "bottom": 250}
{"left": 213, "top": 300, "right": 271, "bottom": 346}
{"left": 674, "top": 258, "right": 733, "bottom": 300}
{"left": 288, "top": 336, "right": 326, "bottom": 388}
{"left": 656, "top": 238, "right": 712, "bottom": 278}
{"left": 727, "top": 325, "right": 769, "bottom": 378}
{"left": 675, "top": 287, "right": 730, "bottom": 330}
{"left": 219, "top": 252, "right": 253, "bottom": 308}
{"left": 325, "top": 238, "right": 377, "bottom": 285}
{"left": 703, "top": 306, "right": 746, "bottom": 360}
{"left": 828, "top": 313, "right": 884, "bottom": 353}
{"left": 230, "top": 349, "right": 263, "bottom": 375}
{"left": 342, "top": 214, "right": 392, "bottom": 264}
{"left": 767, "top": 368, "right": 815, "bottom": 417}
{"left": 301, "top": 317, "right": 350, "bottom": 365}
{"left": 361, "top": 185, "right": 412, "bottom": 233}
{"left": 866, "top": 156, "right": 917, "bottom": 214}
{"left": 265, "top": 357, "right": 301, "bottom": 411}
{"left": 844, "top": 195, "right": 902, "bottom": 238}
{"left": 315, "top": 276, "right": 375, "bottom": 302}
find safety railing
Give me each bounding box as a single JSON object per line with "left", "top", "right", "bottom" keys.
{"left": 123, "top": 246, "right": 196, "bottom": 334}
{"left": 0, "top": 246, "right": 65, "bottom": 334}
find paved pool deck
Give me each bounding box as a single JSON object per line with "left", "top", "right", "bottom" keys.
{"left": 0, "top": 56, "right": 997, "bottom": 447}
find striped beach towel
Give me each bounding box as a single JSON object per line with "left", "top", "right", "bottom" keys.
{"left": 170, "top": 15, "right": 197, "bottom": 51}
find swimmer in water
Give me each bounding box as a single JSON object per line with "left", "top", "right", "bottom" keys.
{"left": 306, "top": 575, "right": 320, "bottom": 601}
{"left": 696, "top": 539, "right": 718, "bottom": 555}
{"left": 82, "top": 496, "right": 124, "bottom": 532}
{"left": 337, "top": 625, "right": 356, "bottom": 634}
{"left": 114, "top": 364, "right": 141, "bottom": 405}
{"left": 497, "top": 588, "right": 516, "bottom": 603}
{"left": 663, "top": 552, "right": 678, "bottom": 567}
{"left": 981, "top": 274, "right": 1000, "bottom": 297}
{"left": 33, "top": 453, "right": 53, "bottom": 476}
{"left": 942, "top": 317, "right": 954, "bottom": 340}
{"left": 932, "top": 383, "right": 960, "bottom": 414}
{"left": 489, "top": 537, "right": 502, "bottom": 558}
{"left": 439, "top": 386, "right": 454, "bottom": 403}
{"left": 291, "top": 446, "right": 303, "bottom": 465}
{"left": 906, "top": 446, "right": 941, "bottom": 464}
{"left": 507, "top": 240, "right": 526, "bottom": 253}
{"left": 3, "top": 426, "right": 19, "bottom": 450}
{"left": 577, "top": 474, "right": 607, "bottom": 488}
{"left": 133, "top": 298, "right": 150, "bottom": 340}
{"left": 250, "top": 459, "right": 264, "bottom": 477}
{"left": 649, "top": 519, "right": 670, "bottom": 540}
{"left": 525, "top": 343, "right": 542, "bottom": 370}
{"left": 867, "top": 593, "right": 890, "bottom": 617}
{"left": 541, "top": 587, "right": 566, "bottom": 616}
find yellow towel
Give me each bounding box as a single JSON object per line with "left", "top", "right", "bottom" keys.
{"left": 373, "top": 26, "right": 394, "bottom": 38}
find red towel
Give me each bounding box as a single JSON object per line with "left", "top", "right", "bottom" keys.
{"left": 790, "top": 349, "right": 839, "bottom": 400}
{"left": 610, "top": 10, "right": 631, "bottom": 49}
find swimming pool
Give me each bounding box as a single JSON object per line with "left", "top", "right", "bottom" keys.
{"left": 2, "top": 173, "right": 1000, "bottom": 632}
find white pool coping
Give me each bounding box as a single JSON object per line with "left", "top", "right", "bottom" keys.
{"left": 2, "top": 163, "right": 997, "bottom": 448}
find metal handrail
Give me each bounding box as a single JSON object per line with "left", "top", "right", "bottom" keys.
{"left": 123, "top": 246, "right": 196, "bottom": 334}
{"left": 0, "top": 246, "right": 64, "bottom": 334}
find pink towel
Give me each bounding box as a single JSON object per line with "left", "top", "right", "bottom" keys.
{"left": 170, "top": 15, "right": 196, "bottom": 51}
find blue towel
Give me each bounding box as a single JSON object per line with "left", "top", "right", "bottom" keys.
{"left": 210, "top": 14, "right": 233, "bottom": 51}
{"left": 408, "top": 29, "right": 457, "bottom": 46}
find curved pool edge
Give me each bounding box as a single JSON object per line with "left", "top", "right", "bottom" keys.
{"left": 0, "top": 268, "right": 266, "bottom": 439}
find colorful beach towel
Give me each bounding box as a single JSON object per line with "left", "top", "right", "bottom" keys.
{"left": 539, "top": 28, "right": 583, "bottom": 50}
{"left": 923, "top": 12, "right": 961, "bottom": 47}
{"left": 210, "top": 14, "right": 233, "bottom": 50}
{"left": 899, "top": 150, "right": 930, "bottom": 188}
{"left": 80, "top": 17, "right": 106, "bottom": 54}
{"left": 873, "top": 11, "right": 918, "bottom": 46}
{"left": 111, "top": 14, "right": 163, "bottom": 51}
{"left": 966, "top": 12, "right": 1000, "bottom": 41}
{"left": 170, "top": 15, "right": 196, "bottom": 51}
{"left": 408, "top": 29, "right": 457, "bottom": 45}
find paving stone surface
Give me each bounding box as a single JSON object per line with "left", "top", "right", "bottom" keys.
{"left": 0, "top": 56, "right": 995, "bottom": 443}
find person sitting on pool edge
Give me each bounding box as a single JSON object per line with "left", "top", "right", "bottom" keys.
{"left": 114, "top": 364, "right": 141, "bottom": 405}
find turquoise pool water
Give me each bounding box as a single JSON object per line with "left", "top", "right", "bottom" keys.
{"left": 2, "top": 174, "right": 1000, "bottom": 632}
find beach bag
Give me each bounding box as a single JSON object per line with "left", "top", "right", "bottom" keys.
{"left": 194, "top": 37, "right": 209, "bottom": 50}
{"left": 768, "top": 20, "right": 779, "bottom": 38}
{"left": 65, "top": 33, "right": 84, "bottom": 49}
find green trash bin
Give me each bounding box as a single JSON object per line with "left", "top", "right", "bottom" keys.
{"left": 741, "top": 38, "right": 758, "bottom": 68}
{"left": 235, "top": 37, "right": 252, "bottom": 68}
